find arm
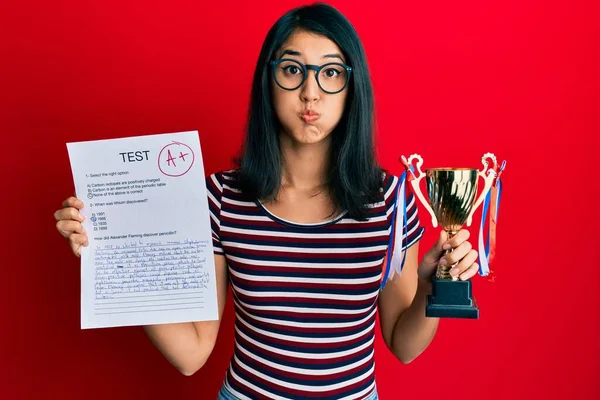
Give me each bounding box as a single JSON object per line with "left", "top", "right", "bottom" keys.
{"left": 378, "top": 229, "right": 479, "bottom": 364}
{"left": 54, "top": 195, "right": 229, "bottom": 376}
{"left": 143, "top": 254, "right": 229, "bottom": 376}
{"left": 378, "top": 243, "right": 439, "bottom": 364}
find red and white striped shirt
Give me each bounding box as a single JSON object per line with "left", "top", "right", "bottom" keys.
{"left": 206, "top": 169, "right": 424, "bottom": 399}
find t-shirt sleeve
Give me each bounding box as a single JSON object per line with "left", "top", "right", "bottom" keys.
{"left": 383, "top": 172, "right": 425, "bottom": 252}
{"left": 206, "top": 172, "right": 224, "bottom": 255}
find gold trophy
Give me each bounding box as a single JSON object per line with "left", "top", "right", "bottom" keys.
{"left": 401, "top": 153, "right": 499, "bottom": 319}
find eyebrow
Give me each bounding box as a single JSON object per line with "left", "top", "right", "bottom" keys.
{"left": 279, "top": 49, "right": 345, "bottom": 62}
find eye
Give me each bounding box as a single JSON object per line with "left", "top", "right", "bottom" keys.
{"left": 323, "top": 68, "right": 341, "bottom": 78}
{"left": 283, "top": 65, "right": 302, "bottom": 75}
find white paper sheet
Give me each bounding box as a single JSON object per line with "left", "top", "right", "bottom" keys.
{"left": 66, "top": 130, "right": 218, "bottom": 329}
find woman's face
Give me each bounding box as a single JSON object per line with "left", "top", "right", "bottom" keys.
{"left": 271, "top": 30, "right": 349, "bottom": 146}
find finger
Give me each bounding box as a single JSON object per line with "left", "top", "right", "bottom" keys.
{"left": 449, "top": 249, "right": 479, "bottom": 277}
{"left": 56, "top": 219, "right": 85, "bottom": 238}
{"left": 61, "top": 196, "right": 84, "bottom": 209}
{"left": 443, "top": 229, "right": 470, "bottom": 249}
{"left": 69, "top": 233, "right": 89, "bottom": 258}
{"left": 54, "top": 206, "right": 85, "bottom": 223}
{"left": 436, "top": 230, "right": 449, "bottom": 251}
{"left": 70, "top": 233, "right": 89, "bottom": 247}
{"left": 443, "top": 240, "right": 473, "bottom": 266}
{"left": 458, "top": 262, "right": 479, "bottom": 281}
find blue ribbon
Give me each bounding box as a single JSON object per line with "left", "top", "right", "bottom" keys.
{"left": 478, "top": 189, "right": 492, "bottom": 276}
{"left": 381, "top": 171, "right": 409, "bottom": 290}
{"left": 478, "top": 173, "right": 503, "bottom": 276}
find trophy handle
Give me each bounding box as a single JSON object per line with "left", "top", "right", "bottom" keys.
{"left": 466, "top": 153, "right": 497, "bottom": 226}
{"left": 401, "top": 154, "right": 438, "bottom": 228}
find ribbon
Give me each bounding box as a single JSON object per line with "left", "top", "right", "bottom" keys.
{"left": 478, "top": 160, "right": 506, "bottom": 278}
{"left": 381, "top": 171, "right": 409, "bottom": 290}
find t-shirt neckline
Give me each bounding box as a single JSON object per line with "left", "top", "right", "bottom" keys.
{"left": 254, "top": 199, "right": 348, "bottom": 228}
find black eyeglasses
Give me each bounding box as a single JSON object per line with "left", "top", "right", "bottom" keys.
{"left": 269, "top": 58, "right": 352, "bottom": 94}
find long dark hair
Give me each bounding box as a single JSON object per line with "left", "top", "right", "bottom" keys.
{"left": 233, "top": 2, "right": 385, "bottom": 221}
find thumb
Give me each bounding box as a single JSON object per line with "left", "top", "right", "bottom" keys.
{"left": 422, "top": 230, "right": 448, "bottom": 266}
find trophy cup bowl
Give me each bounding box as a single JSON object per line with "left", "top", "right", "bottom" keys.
{"left": 401, "top": 153, "right": 498, "bottom": 319}
{"left": 427, "top": 168, "right": 478, "bottom": 280}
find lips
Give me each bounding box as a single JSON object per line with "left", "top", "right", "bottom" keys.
{"left": 300, "top": 110, "right": 320, "bottom": 123}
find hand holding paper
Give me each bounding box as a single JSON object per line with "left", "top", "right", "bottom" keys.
{"left": 66, "top": 131, "right": 218, "bottom": 329}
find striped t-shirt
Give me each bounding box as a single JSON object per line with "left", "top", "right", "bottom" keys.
{"left": 205, "top": 169, "right": 424, "bottom": 400}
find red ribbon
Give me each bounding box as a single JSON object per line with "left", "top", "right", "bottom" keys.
{"left": 399, "top": 156, "right": 416, "bottom": 182}
{"left": 486, "top": 160, "right": 505, "bottom": 281}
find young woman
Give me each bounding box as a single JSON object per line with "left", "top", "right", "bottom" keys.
{"left": 54, "top": 3, "right": 480, "bottom": 399}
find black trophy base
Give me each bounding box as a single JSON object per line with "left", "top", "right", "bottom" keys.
{"left": 426, "top": 275, "right": 479, "bottom": 319}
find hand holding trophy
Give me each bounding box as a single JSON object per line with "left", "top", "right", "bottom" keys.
{"left": 401, "top": 153, "right": 505, "bottom": 319}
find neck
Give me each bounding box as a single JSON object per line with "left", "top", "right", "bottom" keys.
{"left": 279, "top": 133, "right": 331, "bottom": 192}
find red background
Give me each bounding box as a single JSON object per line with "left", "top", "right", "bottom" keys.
{"left": 1, "top": 0, "right": 598, "bottom": 398}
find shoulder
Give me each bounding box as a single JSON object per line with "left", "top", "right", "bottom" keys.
{"left": 379, "top": 169, "right": 416, "bottom": 213}
{"left": 380, "top": 170, "right": 401, "bottom": 202}
{"left": 206, "top": 168, "right": 240, "bottom": 190}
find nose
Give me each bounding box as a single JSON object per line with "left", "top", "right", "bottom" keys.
{"left": 300, "top": 70, "right": 320, "bottom": 102}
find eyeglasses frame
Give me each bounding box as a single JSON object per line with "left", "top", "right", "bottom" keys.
{"left": 269, "top": 58, "right": 353, "bottom": 94}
